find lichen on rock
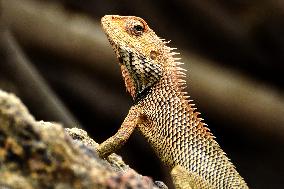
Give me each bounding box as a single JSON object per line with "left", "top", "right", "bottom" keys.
{"left": 0, "top": 90, "right": 166, "bottom": 189}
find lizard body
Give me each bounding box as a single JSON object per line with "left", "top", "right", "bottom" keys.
{"left": 98, "top": 15, "right": 248, "bottom": 189}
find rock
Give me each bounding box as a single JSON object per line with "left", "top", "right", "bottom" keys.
{"left": 0, "top": 90, "right": 166, "bottom": 189}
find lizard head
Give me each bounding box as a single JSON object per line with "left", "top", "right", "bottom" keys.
{"left": 101, "top": 15, "right": 172, "bottom": 101}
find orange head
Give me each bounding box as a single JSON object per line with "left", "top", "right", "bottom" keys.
{"left": 101, "top": 15, "right": 174, "bottom": 101}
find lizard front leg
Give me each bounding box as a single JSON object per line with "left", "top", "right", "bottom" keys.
{"left": 97, "top": 106, "right": 141, "bottom": 158}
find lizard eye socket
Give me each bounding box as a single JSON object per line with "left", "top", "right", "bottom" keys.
{"left": 126, "top": 20, "right": 145, "bottom": 36}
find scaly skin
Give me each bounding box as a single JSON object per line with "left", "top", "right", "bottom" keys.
{"left": 98, "top": 15, "right": 249, "bottom": 189}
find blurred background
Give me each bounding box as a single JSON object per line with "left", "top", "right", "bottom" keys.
{"left": 1, "top": 0, "right": 284, "bottom": 188}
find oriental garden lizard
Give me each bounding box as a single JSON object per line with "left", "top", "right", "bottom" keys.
{"left": 97, "top": 15, "right": 249, "bottom": 189}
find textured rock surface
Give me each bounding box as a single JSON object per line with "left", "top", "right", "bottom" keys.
{"left": 0, "top": 90, "right": 166, "bottom": 189}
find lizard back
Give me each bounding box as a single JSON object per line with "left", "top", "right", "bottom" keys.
{"left": 137, "top": 74, "right": 248, "bottom": 188}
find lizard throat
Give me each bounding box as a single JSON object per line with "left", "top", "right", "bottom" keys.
{"left": 120, "top": 62, "right": 156, "bottom": 103}
{"left": 119, "top": 50, "right": 161, "bottom": 102}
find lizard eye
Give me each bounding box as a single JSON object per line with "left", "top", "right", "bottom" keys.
{"left": 126, "top": 20, "right": 145, "bottom": 36}
{"left": 133, "top": 24, "right": 144, "bottom": 33}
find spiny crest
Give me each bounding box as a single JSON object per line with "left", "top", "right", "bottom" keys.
{"left": 166, "top": 45, "right": 215, "bottom": 139}
{"left": 165, "top": 46, "right": 188, "bottom": 92}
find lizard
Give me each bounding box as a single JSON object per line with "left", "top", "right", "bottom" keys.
{"left": 97, "top": 15, "right": 249, "bottom": 189}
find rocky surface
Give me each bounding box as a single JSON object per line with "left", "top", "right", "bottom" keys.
{"left": 0, "top": 90, "right": 167, "bottom": 189}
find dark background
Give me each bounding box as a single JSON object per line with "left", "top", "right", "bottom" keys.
{"left": 1, "top": 0, "right": 284, "bottom": 188}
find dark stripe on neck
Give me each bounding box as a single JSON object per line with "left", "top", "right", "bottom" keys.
{"left": 133, "top": 84, "right": 154, "bottom": 104}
